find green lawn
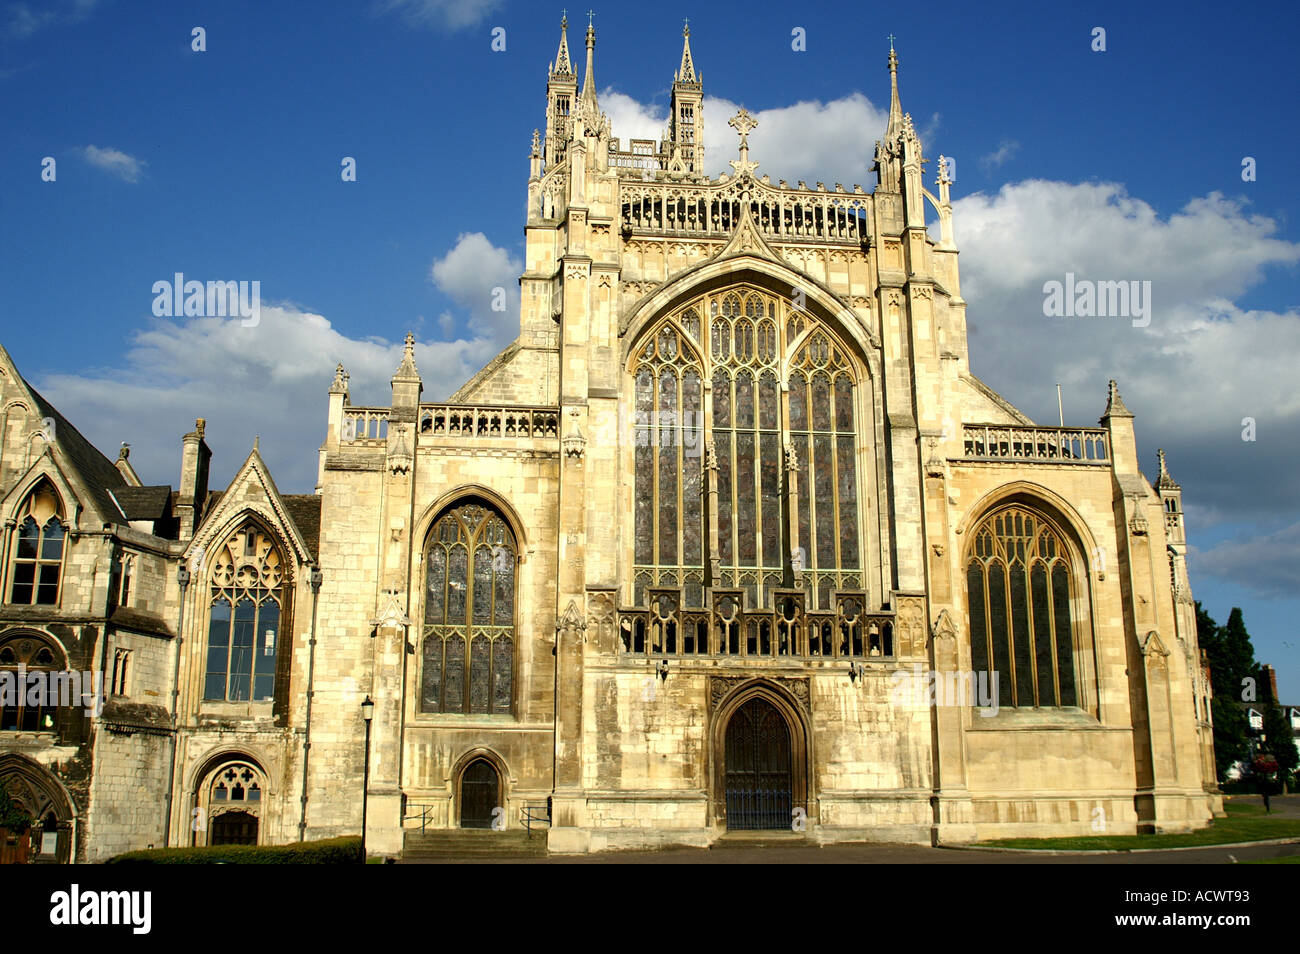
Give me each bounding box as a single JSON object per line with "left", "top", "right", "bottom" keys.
{"left": 979, "top": 802, "right": 1300, "bottom": 851}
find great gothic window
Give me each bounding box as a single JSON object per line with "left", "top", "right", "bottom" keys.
{"left": 965, "top": 506, "right": 1079, "bottom": 708}
{"left": 203, "top": 522, "right": 286, "bottom": 703}
{"left": 421, "top": 501, "right": 516, "bottom": 715}
{"left": 7, "top": 482, "right": 66, "bottom": 606}
{"left": 632, "top": 287, "right": 861, "bottom": 613}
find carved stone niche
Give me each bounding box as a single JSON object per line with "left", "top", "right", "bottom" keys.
{"left": 709, "top": 676, "right": 811, "bottom": 716}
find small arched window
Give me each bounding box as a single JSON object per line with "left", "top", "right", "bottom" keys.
{"left": 0, "top": 633, "right": 66, "bottom": 731}
{"left": 203, "top": 522, "right": 287, "bottom": 703}
{"left": 8, "top": 483, "right": 66, "bottom": 606}
{"left": 965, "top": 505, "right": 1081, "bottom": 709}
{"left": 421, "top": 501, "right": 516, "bottom": 715}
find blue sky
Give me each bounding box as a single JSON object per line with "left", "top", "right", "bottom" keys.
{"left": 2, "top": 0, "right": 1298, "bottom": 693}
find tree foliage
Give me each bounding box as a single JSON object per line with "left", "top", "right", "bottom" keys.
{"left": 1196, "top": 602, "right": 1259, "bottom": 781}
{"left": 0, "top": 781, "right": 31, "bottom": 835}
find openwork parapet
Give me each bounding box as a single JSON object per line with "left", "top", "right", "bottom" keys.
{"left": 961, "top": 425, "right": 1110, "bottom": 464}
{"left": 617, "top": 590, "right": 896, "bottom": 659}
{"left": 418, "top": 405, "right": 560, "bottom": 440}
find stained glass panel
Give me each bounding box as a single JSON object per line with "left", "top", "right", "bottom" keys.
{"left": 443, "top": 634, "right": 465, "bottom": 713}
{"left": 1031, "top": 564, "right": 1056, "bottom": 706}
{"left": 1053, "top": 563, "right": 1077, "bottom": 706}
{"left": 473, "top": 546, "right": 492, "bottom": 623}
{"left": 425, "top": 547, "right": 446, "bottom": 624}
{"left": 469, "top": 636, "right": 490, "bottom": 713}
{"left": 492, "top": 636, "right": 513, "bottom": 711}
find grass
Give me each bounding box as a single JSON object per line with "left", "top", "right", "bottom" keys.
{"left": 979, "top": 801, "right": 1300, "bottom": 851}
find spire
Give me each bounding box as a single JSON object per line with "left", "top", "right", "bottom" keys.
{"left": 580, "top": 11, "right": 597, "bottom": 107}
{"left": 394, "top": 331, "right": 419, "bottom": 380}
{"left": 1102, "top": 379, "right": 1133, "bottom": 418}
{"left": 552, "top": 12, "right": 573, "bottom": 77}
{"left": 677, "top": 19, "right": 698, "bottom": 85}
{"left": 885, "top": 36, "right": 904, "bottom": 142}
{"left": 1156, "top": 448, "right": 1181, "bottom": 491}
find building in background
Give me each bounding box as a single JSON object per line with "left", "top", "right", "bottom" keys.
{"left": 0, "top": 21, "right": 1218, "bottom": 861}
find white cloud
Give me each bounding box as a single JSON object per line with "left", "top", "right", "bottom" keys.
{"left": 602, "top": 90, "right": 668, "bottom": 147}
{"left": 429, "top": 232, "right": 521, "bottom": 340}
{"left": 979, "top": 139, "right": 1019, "bottom": 172}
{"left": 947, "top": 180, "right": 1300, "bottom": 527}
{"left": 34, "top": 233, "right": 524, "bottom": 493}
{"left": 36, "top": 306, "right": 502, "bottom": 493}
{"left": 374, "top": 0, "right": 500, "bottom": 31}
{"left": 602, "top": 89, "right": 889, "bottom": 186}
{"left": 79, "top": 145, "right": 145, "bottom": 183}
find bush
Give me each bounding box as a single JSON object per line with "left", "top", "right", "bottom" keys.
{"left": 106, "top": 835, "right": 361, "bottom": 865}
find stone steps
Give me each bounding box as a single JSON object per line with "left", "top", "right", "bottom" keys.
{"left": 712, "top": 830, "right": 813, "bottom": 849}
{"left": 402, "top": 827, "right": 548, "bottom": 859}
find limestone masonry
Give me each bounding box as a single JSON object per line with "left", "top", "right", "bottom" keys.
{"left": 0, "top": 21, "right": 1218, "bottom": 862}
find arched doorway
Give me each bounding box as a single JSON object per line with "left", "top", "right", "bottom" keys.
{"left": 459, "top": 759, "right": 499, "bottom": 829}
{"left": 210, "top": 810, "right": 258, "bottom": 846}
{"left": 0, "top": 754, "right": 74, "bottom": 863}
{"left": 724, "top": 697, "right": 793, "bottom": 830}
{"left": 192, "top": 756, "right": 266, "bottom": 847}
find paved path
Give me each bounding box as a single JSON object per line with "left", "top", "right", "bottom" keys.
{"left": 401, "top": 797, "right": 1300, "bottom": 863}
{"left": 401, "top": 839, "right": 1300, "bottom": 864}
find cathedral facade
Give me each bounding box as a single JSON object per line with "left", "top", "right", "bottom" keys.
{"left": 0, "top": 21, "right": 1219, "bottom": 862}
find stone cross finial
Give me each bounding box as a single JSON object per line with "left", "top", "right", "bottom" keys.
{"left": 728, "top": 109, "right": 759, "bottom": 177}
{"left": 729, "top": 108, "right": 757, "bottom": 149}
{"left": 888, "top": 33, "right": 896, "bottom": 51}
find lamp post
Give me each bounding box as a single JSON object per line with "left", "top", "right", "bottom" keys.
{"left": 360, "top": 695, "right": 374, "bottom": 861}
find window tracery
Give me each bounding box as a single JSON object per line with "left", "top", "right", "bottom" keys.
{"left": 8, "top": 483, "right": 66, "bottom": 606}
{"left": 965, "top": 506, "right": 1080, "bottom": 708}
{"left": 203, "top": 522, "right": 286, "bottom": 703}
{"left": 631, "top": 286, "right": 862, "bottom": 613}
{"left": 421, "top": 501, "right": 516, "bottom": 715}
{"left": 0, "top": 633, "right": 65, "bottom": 731}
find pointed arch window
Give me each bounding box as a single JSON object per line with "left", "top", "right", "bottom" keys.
{"left": 631, "top": 287, "right": 863, "bottom": 612}
{"left": 197, "top": 759, "right": 265, "bottom": 846}
{"left": 965, "top": 506, "right": 1080, "bottom": 709}
{"left": 203, "top": 523, "right": 287, "bottom": 703}
{"left": 421, "top": 501, "right": 516, "bottom": 715}
{"left": 7, "top": 483, "right": 66, "bottom": 606}
{"left": 0, "top": 633, "right": 66, "bottom": 731}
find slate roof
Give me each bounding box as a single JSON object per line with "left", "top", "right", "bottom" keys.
{"left": 23, "top": 380, "right": 130, "bottom": 525}
{"left": 193, "top": 489, "right": 321, "bottom": 559}
{"left": 112, "top": 485, "right": 173, "bottom": 521}
{"left": 282, "top": 494, "right": 322, "bottom": 558}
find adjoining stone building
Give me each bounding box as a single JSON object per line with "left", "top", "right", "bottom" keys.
{"left": 0, "top": 21, "right": 1219, "bottom": 862}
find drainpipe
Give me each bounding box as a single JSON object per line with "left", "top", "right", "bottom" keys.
{"left": 298, "top": 565, "right": 323, "bottom": 840}
{"left": 164, "top": 562, "right": 190, "bottom": 847}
